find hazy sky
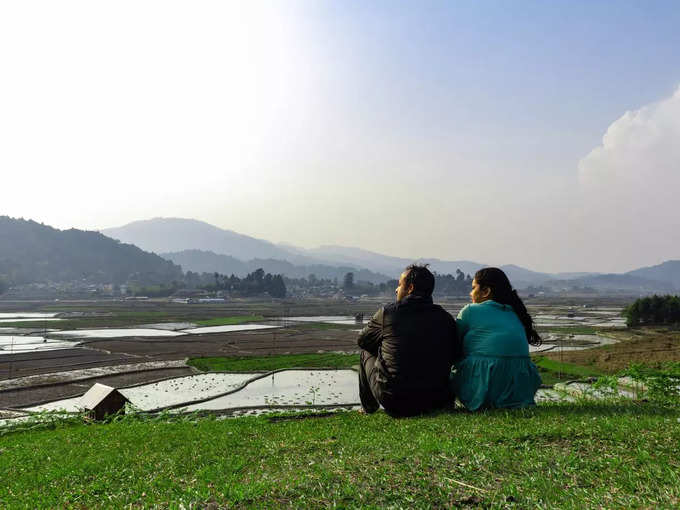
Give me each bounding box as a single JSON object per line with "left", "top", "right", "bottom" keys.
{"left": 2, "top": 1, "right": 679, "bottom": 273}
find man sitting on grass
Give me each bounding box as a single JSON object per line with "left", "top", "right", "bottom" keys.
{"left": 357, "top": 264, "right": 459, "bottom": 416}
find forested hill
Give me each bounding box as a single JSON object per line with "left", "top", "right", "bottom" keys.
{"left": 0, "top": 217, "right": 182, "bottom": 285}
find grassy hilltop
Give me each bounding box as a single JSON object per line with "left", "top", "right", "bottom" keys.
{"left": 2, "top": 310, "right": 679, "bottom": 508}
{"left": 1, "top": 401, "right": 679, "bottom": 508}
{"left": 2, "top": 346, "right": 680, "bottom": 509}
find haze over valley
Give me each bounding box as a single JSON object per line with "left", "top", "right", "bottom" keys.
{"left": 104, "top": 218, "right": 680, "bottom": 294}
{"left": 1, "top": 215, "right": 678, "bottom": 298}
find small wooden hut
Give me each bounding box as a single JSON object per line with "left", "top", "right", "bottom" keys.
{"left": 80, "top": 383, "right": 129, "bottom": 421}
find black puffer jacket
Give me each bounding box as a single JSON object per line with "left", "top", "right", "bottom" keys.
{"left": 357, "top": 294, "right": 459, "bottom": 415}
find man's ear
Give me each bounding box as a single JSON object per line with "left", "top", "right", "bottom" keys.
{"left": 407, "top": 283, "right": 415, "bottom": 295}
{"left": 481, "top": 286, "right": 491, "bottom": 299}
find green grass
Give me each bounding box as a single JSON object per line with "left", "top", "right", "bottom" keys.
{"left": 1, "top": 402, "right": 679, "bottom": 508}
{"left": 195, "top": 315, "right": 265, "bottom": 326}
{"left": 538, "top": 326, "right": 599, "bottom": 335}
{"left": 533, "top": 356, "right": 604, "bottom": 385}
{"left": 188, "top": 353, "right": 360, "bottom": 372}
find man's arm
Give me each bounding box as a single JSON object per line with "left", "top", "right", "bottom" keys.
{"left": 357, "top": 307, "right": 384, "bottom": 356}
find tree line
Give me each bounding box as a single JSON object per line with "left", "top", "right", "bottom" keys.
{"left": 130, "top": 268, "right": 287, "bottom": 298}
{"left": 623, "top": 295, "right": 680, "bottom": 326}
{"left": 202, "top": 268, "right": 286, "bottom": 298}
{"left": 433, "top": 270, "right": 474, "bottom": 296}
{"left": 283, "top": 269, "right": 474, "bottom": 297}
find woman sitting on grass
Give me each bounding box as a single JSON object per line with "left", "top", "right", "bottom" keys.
{"left": 452, "top": 267, "right": 542, "bottom": 411}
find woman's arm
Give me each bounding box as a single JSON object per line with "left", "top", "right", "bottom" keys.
{"left": 453, "top": 305, "right": 470, "bottom": 363}
{"left": 456, "top": 304, "right": 470, "bottom": 340}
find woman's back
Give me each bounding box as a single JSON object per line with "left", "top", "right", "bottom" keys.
{"left": 457, "top": 301, "right": 530, "bottom": 358}
{"left": 452, "top": 300, "right": 540, "bottom": 411}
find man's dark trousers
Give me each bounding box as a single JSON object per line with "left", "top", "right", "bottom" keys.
{"left": 358, "top": 350, "right": 381, "bottom": 414}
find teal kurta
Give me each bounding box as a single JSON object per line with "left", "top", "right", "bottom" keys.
{"left": 451, "top": 300, "right": 541, "bottom": 411}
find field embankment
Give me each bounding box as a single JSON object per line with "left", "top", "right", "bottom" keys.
{"left": 544, "top": 327, "right": 680, "bottom": 373}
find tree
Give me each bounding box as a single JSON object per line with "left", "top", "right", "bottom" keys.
{"left": 668, "top": 296, "right": 680, "bottom": 323}
{"left": 269, "top": 275, "right": 287, "bottom": 298}
{"left": 184, "top": 271, "right": 201, "bottom": 288}
{"left": 343, "top": 272, "right": 354, "bottom": 291}
{"left": 638, "top": 297, "right": 651, "bottom": 323}
{"left": 651, "top": 295, "right": 665, "bottom": 323}
{"left": 623, "top": 301, "right": 641, "bottom": 327}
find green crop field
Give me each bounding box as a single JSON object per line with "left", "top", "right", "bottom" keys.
{"left": 195, "top": 315, "right": 265, "bottom": 326}
{"left": 532, "top": 356, "right": 604, "bottom": 386}
{"left": 188, "top": 353, "right": 360, "bottom": 372}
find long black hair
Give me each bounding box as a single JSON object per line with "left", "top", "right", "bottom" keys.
{"left": 474, "top": 267, "right": 541, "bottom": 346}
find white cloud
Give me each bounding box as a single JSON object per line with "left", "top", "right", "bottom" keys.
{"left": 575, "top": 86, "right": 680, "bottom": 270}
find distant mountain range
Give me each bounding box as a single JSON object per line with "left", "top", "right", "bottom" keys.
{"left": 162, "top": 250, "right": 390, "bottom": 284}
{"left": 102, "top": 217, "right": 680, "bottom": 293}
{"left": 0, "top": 216, "right": 182, "bottom": 285}
{"left": 102, "top": 218, "right": 555, "bottom": 286}
{"left": 102, "top": 218, "right": 302, "bottom": 262}
{"left": 2, "top": 215, "right": 677, "bottom": 295}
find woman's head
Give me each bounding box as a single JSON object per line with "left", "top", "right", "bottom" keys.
{"left": 471, "top": 267, "right": 541, "bottom": 346}
{"left": 472, "top": 267, "right": 514, "bottom": 304}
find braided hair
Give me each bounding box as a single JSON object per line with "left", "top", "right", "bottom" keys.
{"left": 474, "top": 267, "right": 541, "bottom": 346}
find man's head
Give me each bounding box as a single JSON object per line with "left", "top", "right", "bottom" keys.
{"left": 395, "top": 264, "right": 435, "bottom": 301}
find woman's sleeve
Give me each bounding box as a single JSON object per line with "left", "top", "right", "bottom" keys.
{"left": 456, "top": 305, "right": 470, "bottom": 342}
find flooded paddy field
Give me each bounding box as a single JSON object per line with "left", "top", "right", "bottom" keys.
{"left": 0, "top": 317, "right": 62, "bottom": 323}
{"left": 0, "top": 335, "right": 78, "bottom": 354}
{"left": 50, "top": 328, "right": 187, "bottom": 339}
{"left": 0, "top": 313, "right": 59, "bottom": 319}
{"left": 9, "top": 369, "right": 359, "bottom": 418}
{"left": 0, "top": 365, "right": 195, "bottom": 409}
{"left": 0, "top": 296, "right": 651, "bottom": 413}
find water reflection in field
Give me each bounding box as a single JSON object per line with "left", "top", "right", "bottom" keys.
{"left": 0, "top": 318, "right": 62, "bottom": 323}
{"left": 25, "top": 373, "right": 261, "bottom": 413}
{"left": 0, "top": 313, "right": 59, "bottom": 319}
{"left": 24, "top": 369, "right": 359, "bottom": 414}
{"left": 0, "top": 335, "right": 77, "bottom": 354}
{"left": 181, "top": 369, "right": 359, "bottom": 411}
{"left": 50, "top": 329, "right": 186, "bottom": 339}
